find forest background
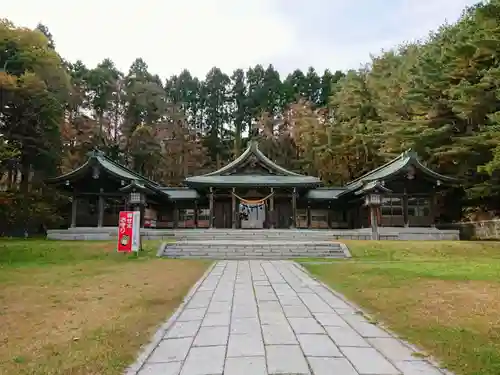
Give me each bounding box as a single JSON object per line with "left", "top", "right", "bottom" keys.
{"left": 1, "top": 0, "right": 500, "bottom": 233}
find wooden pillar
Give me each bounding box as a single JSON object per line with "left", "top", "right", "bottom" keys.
{"left": 327, "top": 202, "right": 332, "bottom": 229}
{"left": 370, "top": 205, "right": 379, "bottom": 240}
{"left": 124, "top": 195, "right": 129, "bottom": 211}
{"left": 231, "top": 188, "right": 236, "bottom": 229}
{"left": 209, "top": 187, "right": 214, "bottom": 229}
{"left": 139, "top": 203, "right": 145, "bottom": 228}
{"left": 71, "top": 195, "right": 78, "bottom": 228}
{"left": 403, "top": 188, "right": 409, "bottom": 227}
{"left": 307, "top": 203, "right": 311, "bottom": 229}
{"left": 173, "top": 201, "right": 179, "bottom": 228}
{"left": 430, "top": 190, "right": 437, "bottom": 227}
{"left": 270, "top": 188, "right": 275, "bottom": 229}
{"left": 97, "top": 191, "right": 104, "bottom": 227}
{"left": 291, "top": 187, "right": 297, "bottom": 229}
{"left": 194, "top": 200, "right": 199, "bottom": 228}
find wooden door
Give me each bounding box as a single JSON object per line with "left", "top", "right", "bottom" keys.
{"left": 214, "top": 201, "right": 232, "bottom": 228}
{"left": 275, "top": 200, "right": 292, "bottom": 229}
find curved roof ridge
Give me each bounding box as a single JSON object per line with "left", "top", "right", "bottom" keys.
{"left": 96, "top": 153, "right": 160, "bottom": 186}
{"left": 199, "top": 140, "right": 309, "bottom": 177}
{"left": 345, "top": 150, "right": 410, "bottom": 187}
{"left": 253, "top": 142, "right": 305, "bottom": 177}
{"left": 46, "top": 158, "right": 93, "bottom": 183}
{"left": 201, "top": 142, "right": 254, "bottom": 176}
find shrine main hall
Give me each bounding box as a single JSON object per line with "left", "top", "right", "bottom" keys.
{"left": 46, "top": 137, "right": 461, "bottom": 238}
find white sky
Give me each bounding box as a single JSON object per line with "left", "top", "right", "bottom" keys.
{"left": 2, "top": 0, "right": 481, "bottom": 79}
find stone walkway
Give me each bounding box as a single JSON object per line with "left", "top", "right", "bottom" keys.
{"left": 127, "top": 261, "right": 448, "bottom": 375}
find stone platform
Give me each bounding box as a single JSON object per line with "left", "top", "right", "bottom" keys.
{"left": 46, "top": 227, "right": 460, "bottom": 241}
{"left": 125, "top": 260, "right": 450, "bottom": 375}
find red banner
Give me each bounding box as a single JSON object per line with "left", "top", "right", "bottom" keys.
{"left": 117, "top": 211, "right": 134, "bottom": 252}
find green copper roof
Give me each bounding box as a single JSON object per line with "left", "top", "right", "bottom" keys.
{"left": 345, "top": 149, "right": 458, "bottom": 192}
{"left": 305, "top": 188, "right": 346, "bottom": 200}
{"left": 119, "top": 180, "right": 162, "bottom": 196}
{"left": 353, "top": 181, "right": 392, "bottom": 196}
{"left": 186, "top": 175, "right": 321, "bottom": 188}
{"left": 159, "top": 188, "right": 200, "bottom": 200}
{"left": 46, "top": 149, "right": 160, "bottom": 186}
{"left": 185, "top": 140, "right": 321, "bottom": 188}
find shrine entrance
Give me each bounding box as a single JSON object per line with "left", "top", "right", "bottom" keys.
{"left": 236, "top": 191, "right": 274, "bottom": 229}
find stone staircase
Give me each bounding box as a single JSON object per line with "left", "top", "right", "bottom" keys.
{"left": 158, "top": 231, "right": 351, "bottom": 260}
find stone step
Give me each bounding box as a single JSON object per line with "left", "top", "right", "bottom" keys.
{"left": 167, "top": 240, "right": 342, "bottom": 245}
{"left": 164, "top": 248, "right": 344, "bottom": 253}
{"left": 163, "top": 254, "right": 346, "bottom": 259}
{"left": 172, "top": 235, "right": 340, "bottom": 239}
{"left": 162, "top": 250, "right": 346, "bottom": 257}
{"left": 159, "top": 240, "right": 350, "bottom": 259}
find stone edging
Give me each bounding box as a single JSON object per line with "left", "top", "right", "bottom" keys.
{"left": 155, "top": 242, "right": 166, "bottom": 257}
{"left": 292, "top": 261, "right": 452, "bottom": 375}
{"left": 123, "top": 261, "right": 216, "bottom": 375}
{"left": 338, "top": 242, "right": 352, "bottom": 258}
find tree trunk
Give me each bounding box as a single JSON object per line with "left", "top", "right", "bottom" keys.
{"left": 20, "top": 162, "right": 30, "bottom": 194}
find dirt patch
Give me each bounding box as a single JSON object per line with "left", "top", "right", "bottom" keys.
{"left": 0, "top": 259, "right": 208, "bottom": 375}
{"left": 409, "top": 280, "right": 500, "bottom": 330}
{"left": 341, "top": 277, "right": 500, "bottom": 331}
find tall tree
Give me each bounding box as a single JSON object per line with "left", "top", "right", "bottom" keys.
{"left": 201, "top": 67, "right": 230, "bottom": 166}
{"left": 35, "top": 23, "right": 55, "bottom": 49}
{"left": 0, "top": 20, "right": 70, "bottom": 192}
{"left": 229, "top": 68, "right": 249, "bottom": 157}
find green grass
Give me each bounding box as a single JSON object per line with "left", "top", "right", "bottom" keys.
{"left": 300, "top": 240, "right": 500, "bottom": 375}
{"left": 0, "top": 239, "right": 208, "bottom": 375}
{"left": 0, "top": 238, "right": 165, "bottom": 267}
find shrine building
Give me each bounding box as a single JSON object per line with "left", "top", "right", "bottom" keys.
{"left": 46, "top": 138, "right": 461, "bottom": 233}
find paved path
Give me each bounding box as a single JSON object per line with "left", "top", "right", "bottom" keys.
{"left": 128, "top": 261, "right": 448, "bottom": 375}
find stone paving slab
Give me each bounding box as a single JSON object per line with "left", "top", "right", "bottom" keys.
{"left": 127, "top": 260, "right": 452, "bottom": 375}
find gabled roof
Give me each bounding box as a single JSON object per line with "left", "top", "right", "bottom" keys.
{"left": 185, "top": 140, "right": 322, "bottom": 188}
{"left": 46, "top": 149, "right": 160, "bottom": 187}
{"left": 344, "top": 149, "right": 459, "bottom": 192}
{"left": 119, "top": 180, "right": 161, "bottom": 195}
{"left": 203, "top": 140, "right": 303, "bottom": 177}
{"left": 353, "top": 181, "right": 392, "bottom": 196}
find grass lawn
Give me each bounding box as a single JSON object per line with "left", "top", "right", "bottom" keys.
{"left": 0, "top": 239, "right": 210, "bottom": 375}
{"left": 300, "top": 241, "right": 500, "bottom": 375}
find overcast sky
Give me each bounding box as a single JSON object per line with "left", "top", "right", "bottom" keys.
{"left": 3, "top": 0, "right": 480, "bottom": 79}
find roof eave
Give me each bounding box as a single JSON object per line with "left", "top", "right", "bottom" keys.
{"left": 160, "top": 189, "right": 201, "bottom": 200}
{"left": 345, "top": 152, "right": 408, "bottom": 188}
{"left": 184, "top": 179, "right": 322, "bottom": 188}
{"left": 413, "top": 160, "right": 460, "bottom": 184}
{"left": 353, "top": 182, "right": 393, "bottom": 196}
{"left": 119, "top": 181, "right": 159, "bottom": 196}
{"left": 253, "top": 144, "right": 303, "bottom": 177}
{"left": 96, "top": 156, "right": 160, "bottom": 186}
{"left": 45, "top": 158, "right": 95, "bottom": 184}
